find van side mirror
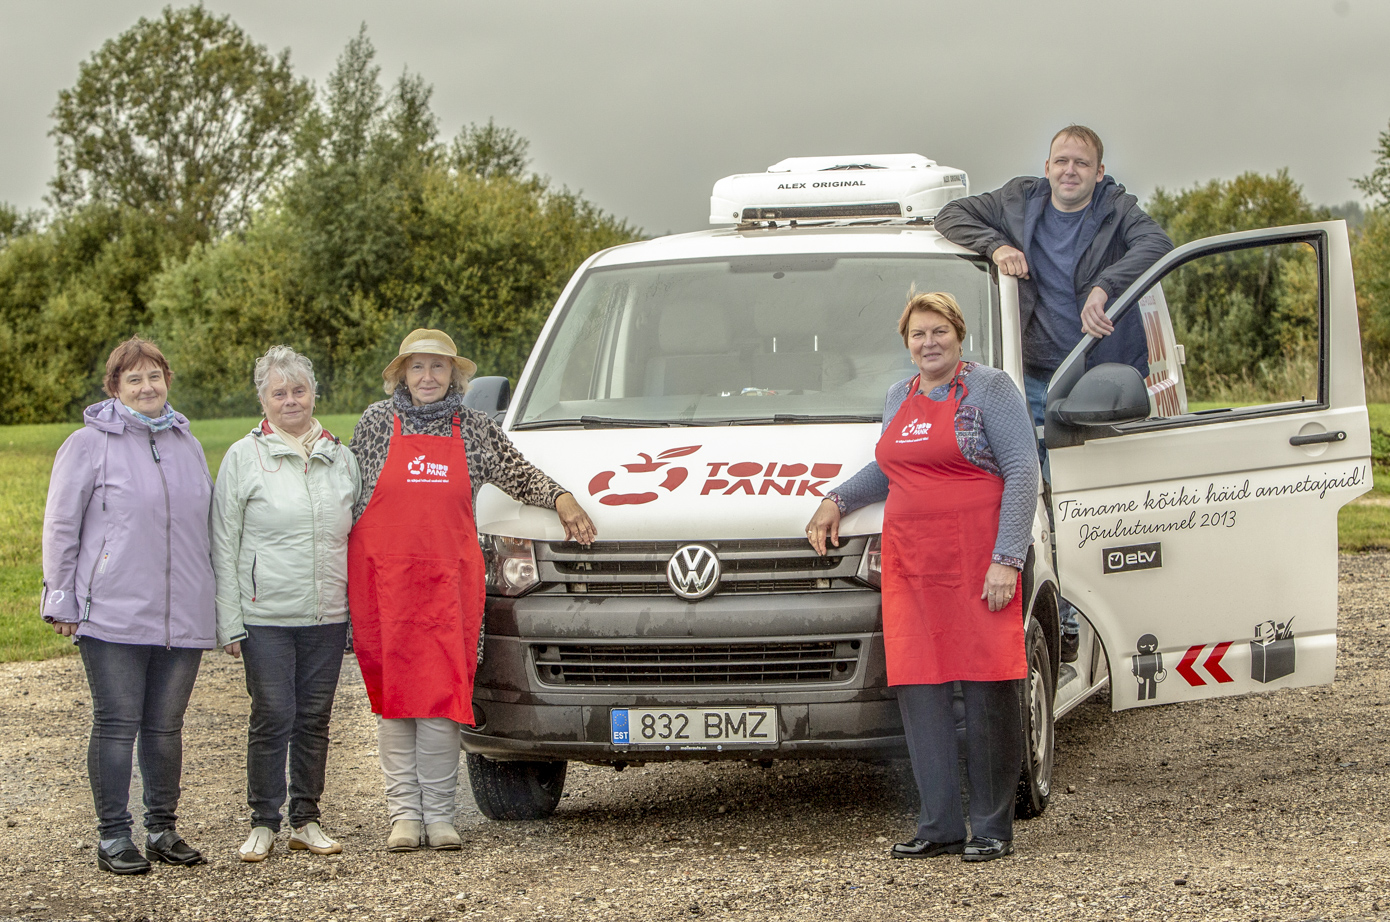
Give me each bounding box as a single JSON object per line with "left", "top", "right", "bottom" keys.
{"left": 463, "top": 376, "right": 512, "bottom": 422}
{"left": 1053, "top": 363, "right": 1149, "bottom": 427}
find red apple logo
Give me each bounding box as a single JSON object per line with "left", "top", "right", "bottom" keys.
{"left": 588, "top": 446, "right": 700, "bottom": 506}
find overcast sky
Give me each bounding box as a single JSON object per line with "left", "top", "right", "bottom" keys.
{"left": 2, "top": 0, "right": 1387, "bottom": 235}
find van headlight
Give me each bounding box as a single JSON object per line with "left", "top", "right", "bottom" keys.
{"left": 856, "top": 535, "right": 882, "bottom": 590}
{"left": 481, "top": 534, "right": 540, "bottom": 596}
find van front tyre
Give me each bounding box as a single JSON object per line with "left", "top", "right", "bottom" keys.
{"left": 465, "top": 753, "right": 567, "bottom": 821}
{"left": 1015, "top": 616, "right": 1055, "bottom": 818}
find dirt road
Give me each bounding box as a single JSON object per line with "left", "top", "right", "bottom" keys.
{"left": 0, "top": 554, "right": 1387, "bottom": 921}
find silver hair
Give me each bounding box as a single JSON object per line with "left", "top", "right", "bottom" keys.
{"left": 254, "top": 345, "right": 317, "bottom": 403}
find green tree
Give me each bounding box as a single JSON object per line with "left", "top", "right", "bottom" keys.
{"left": 451, "top": 118, "right": 531, "bottom": 180}
{"left": 48, "top": 5, "right": 313, "bottom": 241}
{"left": 0, "top": 205, "right": 182, "bottom": 422}
{"left": 1353, "top": 207, "right": 1390, "bottom": 363}
{"left": 151, "top": 28, "right": 639, "bottom": 416}
{"left": 1354, "top": 120, "right": 1390, "bottom": 208}
{"left": 1146, "top": 171, "right": 1329, "bottom": 392}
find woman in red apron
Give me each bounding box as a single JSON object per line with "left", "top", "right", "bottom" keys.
{"left": 348, "top": 329, "right": 596, "bottom": 852}
{"left": 806, "top": 292, "right": 1039, "bottom": 862}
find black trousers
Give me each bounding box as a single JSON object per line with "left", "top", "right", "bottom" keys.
{"left": 241, "top": 622, "right": 347, "bottom": 831}
{"left": 896, "top": 679, "right": 1024, "bottom": 843}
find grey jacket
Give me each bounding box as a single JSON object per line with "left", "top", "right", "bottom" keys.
{"left": 41, "top": 400, "right": 217, "bottom": 649}
{"left": 934, "top": 174, "right": 1174, "bottom": 375}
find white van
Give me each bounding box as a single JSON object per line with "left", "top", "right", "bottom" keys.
{"left": 459, "top": 155, "right": 1372, "bottom": 821}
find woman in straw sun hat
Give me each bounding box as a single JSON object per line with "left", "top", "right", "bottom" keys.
{"left": 348, "top": 329, "right": 596, "bottom": 852}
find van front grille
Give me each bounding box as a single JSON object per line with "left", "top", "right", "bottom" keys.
{"left": 532, "top": 640, "right": 861, "bottom": 686}
{"left": 536, "top": 537, "right": 866, "bottom": 597}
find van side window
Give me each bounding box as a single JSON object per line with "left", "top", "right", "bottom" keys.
{"left": 1126, "top": 240, "right": 1323, "bottom": 423}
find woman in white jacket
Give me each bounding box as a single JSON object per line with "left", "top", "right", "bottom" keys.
{"left": 212, "top": 346, "right": 361, "bottom": 861}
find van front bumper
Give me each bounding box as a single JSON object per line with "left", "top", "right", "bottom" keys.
{"left": 462, "top": 590, "right": 906, "bottom": 763}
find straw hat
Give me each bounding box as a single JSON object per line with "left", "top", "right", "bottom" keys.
{"left": 381, "top": 329, "right": 478, "bottom": 393}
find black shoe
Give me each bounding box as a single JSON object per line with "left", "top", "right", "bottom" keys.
{"left": 97, "top": 838, "right": 152, "bottom": 875}
{"left": 1060, "top": 631, "right": 1079, "bottom": 663}
{"left": 962, "top": 836, "right": 1013, "bottom": 862}
{"left": 145, "top": 832, "right": 206, "bottom": 867}
{"left": 890, "top": 837, "right": 965, "bottom": 859}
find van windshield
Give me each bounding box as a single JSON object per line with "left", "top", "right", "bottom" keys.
{"left": 514, "top": 253, "right": 996, "bottom": 427}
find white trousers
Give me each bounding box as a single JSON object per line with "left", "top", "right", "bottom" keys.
{"left": 376, "top": 716, "right": 461, "bottom": 824}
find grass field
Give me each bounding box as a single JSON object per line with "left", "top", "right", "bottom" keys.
{"left": 2, "top": 407, "right": 1387, "bottom": 664}
{"left": 0, "top": 413, "right": 361, "bottom": 664}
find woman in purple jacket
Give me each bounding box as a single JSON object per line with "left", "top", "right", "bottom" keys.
{"left": 41, "top": 337, "right": 216, "bottom": 875}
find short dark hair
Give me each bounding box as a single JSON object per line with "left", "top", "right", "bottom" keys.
{"left": 1050, "top": 125, "right": 1103, "bottom": 164}
{"left": 103, "top": 336, "right": 172, "bottom": 397}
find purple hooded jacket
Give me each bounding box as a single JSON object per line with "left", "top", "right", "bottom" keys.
{"left": 41, "top": 399, "right": 216, "bottom": 648}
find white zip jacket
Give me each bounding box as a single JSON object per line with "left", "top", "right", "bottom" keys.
{"left": 211, "top": 422, "right": 362, "bottom": 646}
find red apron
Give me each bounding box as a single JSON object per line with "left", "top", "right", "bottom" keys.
{"left": 876, "top": 366, "right": 1026, "bottom": 686}
{"left": 347, "top": 414, "right": 485, "bottom": 724}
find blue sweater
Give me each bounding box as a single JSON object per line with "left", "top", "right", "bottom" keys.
{"left": 826, "top": 364, "right": 1039, "bottom": 568}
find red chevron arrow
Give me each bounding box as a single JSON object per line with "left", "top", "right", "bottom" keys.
{"left": 1177, "top": 642, "right": 1236, "bottom": 686}
{"left": 1204, "top": 641, "right": 1234, "bottom": 683}
{"left": 1177, "top": 645, "right": 1205, "bottom": 686}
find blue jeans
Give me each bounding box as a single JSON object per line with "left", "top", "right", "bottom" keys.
{"left": 1024, "top": 374, "right": 1078, "bottom": 636}
{"left": 1023, "top": 373, "right": 1050, "bottom": 478}
{"left": 78, "top": 637, "right": 203, "bottom": 840}
{"left": 241, "top": 622, "right": 347, "bottom": 831}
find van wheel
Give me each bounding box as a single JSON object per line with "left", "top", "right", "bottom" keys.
{"left": 465, "top": 753, "right": 567, "bottom": 821}
{"left": 1015, "top": 616, "right": 1055, "bottom": 818}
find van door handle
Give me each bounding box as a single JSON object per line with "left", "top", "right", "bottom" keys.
{"left": 1289, "top": 430, "right": 1346, "bottom": 446}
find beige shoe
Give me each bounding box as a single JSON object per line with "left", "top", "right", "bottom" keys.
{"left": 238, "top": 826, "right": 275, "bottom": 862}
{"left": 425, "top": 822, "right": 462, "bottom": 850}
{"left": 386, "top": 819, "right": 422, "bottom": 852}
{"left": 288, "top": 821, "right": 342, "bottom": 855}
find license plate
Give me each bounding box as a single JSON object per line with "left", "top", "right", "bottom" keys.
{"left": 610, "top": 707, "right": 778, "bottom": 748}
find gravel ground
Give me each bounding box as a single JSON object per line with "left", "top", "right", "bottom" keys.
{"left": 0, "top": 554, "right": 1387, "bottom": 922}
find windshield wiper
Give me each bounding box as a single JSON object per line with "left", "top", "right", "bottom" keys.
{"left": 512, "top": 417, "right": 728, "bottom": 430}
{"left": 513, "top": 414, "right": 881, "bottom": 430}
{"left": 764, "top": 414, "right": 882, "bottom": 424}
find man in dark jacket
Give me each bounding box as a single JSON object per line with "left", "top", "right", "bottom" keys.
{"left": 935, "top": 124, "right": 1173, "bottom": 396}
{"left": 934, "top": 125, "right": 1173, "bottom": 659}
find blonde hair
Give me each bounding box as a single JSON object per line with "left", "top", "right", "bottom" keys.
{"left": 383, "top": 354, "right": 472, "bottom": 395}
{"left": 898, "top": 290, "right": 967, "bottom": 347}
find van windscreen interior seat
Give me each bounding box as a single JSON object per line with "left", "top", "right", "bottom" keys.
{"left": 642, "top": 303, "right": 748, "bottom": 396}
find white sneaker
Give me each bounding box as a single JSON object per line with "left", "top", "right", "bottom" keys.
{"left": 288, "top": 821, "right": 342, "bottom": 855}
{"left": 425, "top": 821, "right": 461, "bottom": 850}
{"left": 386, "top": 819, "right": 421, "bottom": 852}
{"left": 238, "top": 826, "right": 275, "bottom": 862}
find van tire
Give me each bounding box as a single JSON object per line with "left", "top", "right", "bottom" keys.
{"left": 1015, "top": 616, "right": 1055, "bottom": 819}
{"left": 465, "top": 753, "right": 567, "bottom": 821}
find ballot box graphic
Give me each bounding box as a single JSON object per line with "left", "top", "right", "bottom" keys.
{"left": 1250, "top": 619, "right": 1295, "bottom": 684}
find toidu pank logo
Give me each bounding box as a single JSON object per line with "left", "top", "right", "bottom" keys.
{"left": 406, "top": 454, "right": 449, "bottom": 482}
{"left": 588, "top": 446, "right": 843, "bottom": 507}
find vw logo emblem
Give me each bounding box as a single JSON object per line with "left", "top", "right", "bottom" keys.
{"left": 667, "top": 544, "right": 720, "bottom": 601}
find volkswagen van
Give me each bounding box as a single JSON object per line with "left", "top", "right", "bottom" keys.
{"left": 458, "top": 154, "right": 1372, "bottom": 821}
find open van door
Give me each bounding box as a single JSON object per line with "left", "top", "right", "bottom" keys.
{"left": 1044, "top": 222, "right": 1371, "bottom": 710}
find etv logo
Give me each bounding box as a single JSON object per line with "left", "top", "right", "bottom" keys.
{"left": 1103, "top": 542, "right": 1163, "bottom": 574}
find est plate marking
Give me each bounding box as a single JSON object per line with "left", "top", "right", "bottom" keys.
{"left": 611, "top": 707, "right": 778, "bottom": 748}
